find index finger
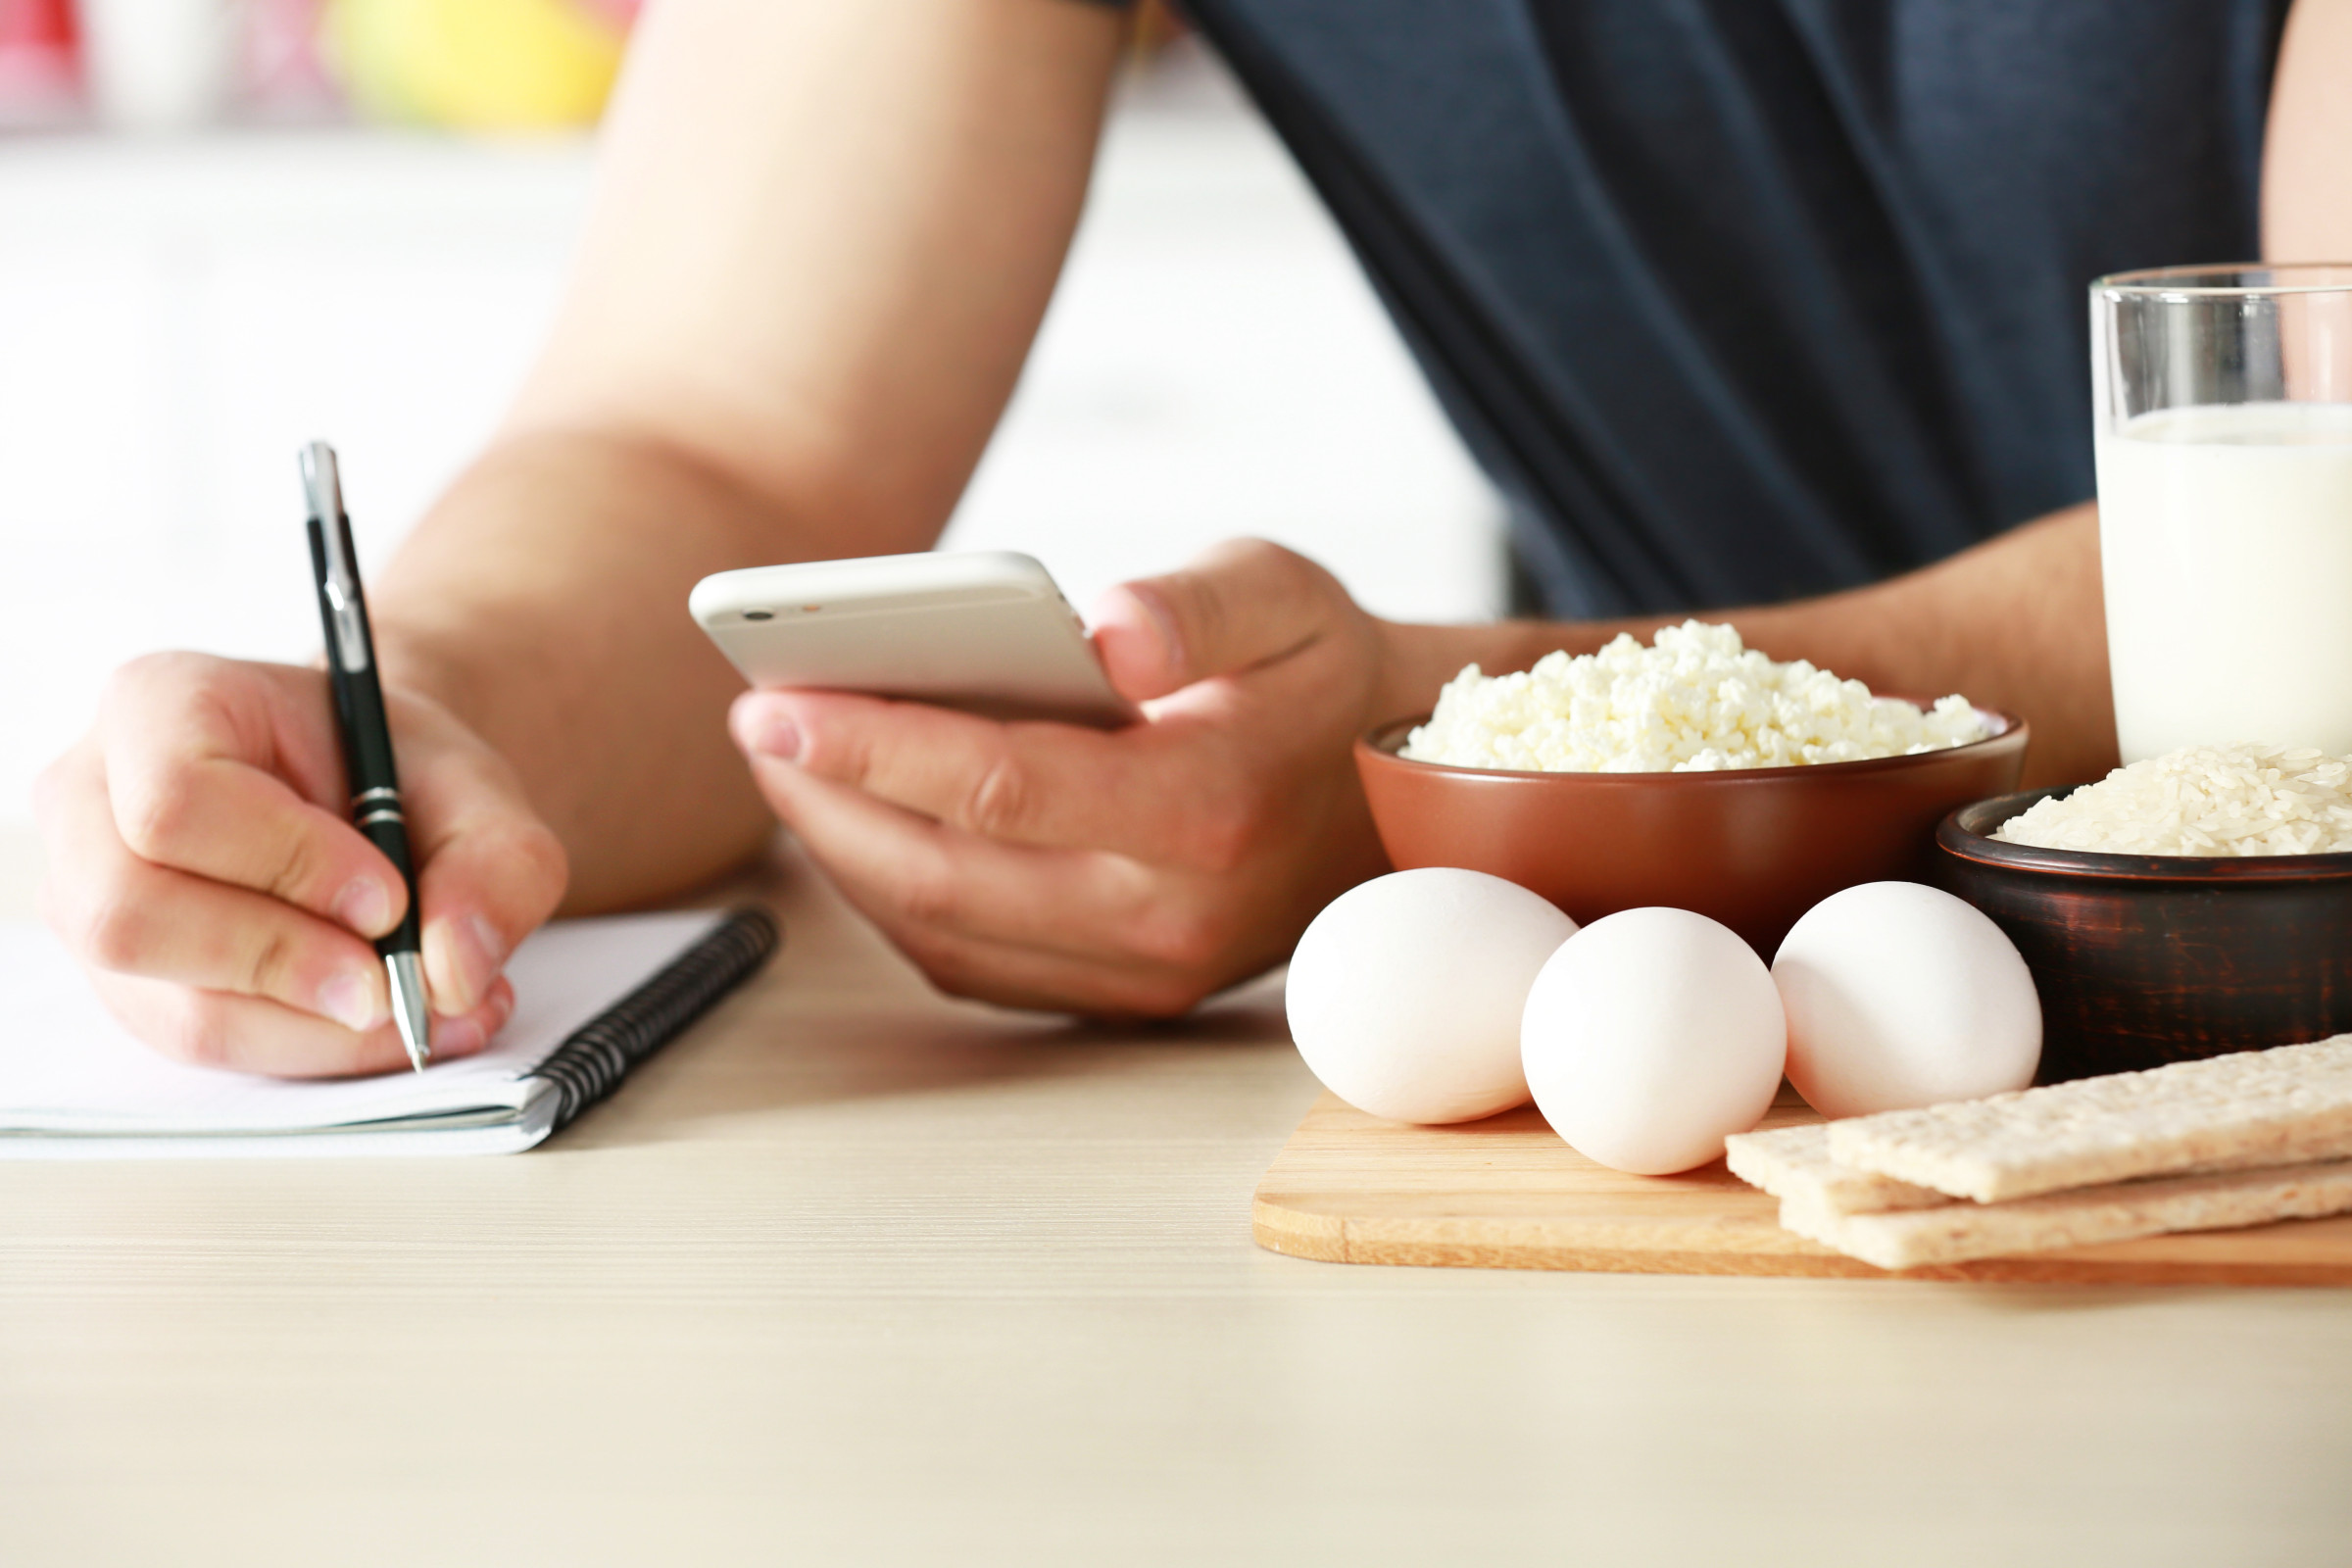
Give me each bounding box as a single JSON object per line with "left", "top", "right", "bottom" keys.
{"left": 100, "top": 655, "right": 407, "bottom": 938}
{"left": 732, "top": 688, "right": 1248, "bottom": 866}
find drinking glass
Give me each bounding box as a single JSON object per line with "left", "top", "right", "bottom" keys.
{"left": 2093, "top": 263, "right": 2352, "bottom": 761}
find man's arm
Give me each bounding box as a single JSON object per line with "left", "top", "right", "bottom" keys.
{"left": 2265, "top": 0, "right": 2352, "bottom": 265}
{"left": 1382, "top": 502, "right": 2113, "bottom": 789}
{"left": 377, "top": 0, "right": 1130, "bottom": 912}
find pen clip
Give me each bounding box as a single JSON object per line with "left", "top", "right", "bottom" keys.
{"left": 300, "top": 442, "right": 371, "bottom": 673}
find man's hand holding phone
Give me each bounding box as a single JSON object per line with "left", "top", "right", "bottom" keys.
{"left": 724, "top": 539, "right": 1401, "bottom": 1016}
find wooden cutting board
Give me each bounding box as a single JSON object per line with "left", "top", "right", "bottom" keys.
{"left": 1252, "top": 1089, "right": 2352, "bottom": 1286}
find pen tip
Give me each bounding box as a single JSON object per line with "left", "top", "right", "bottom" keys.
{"left": 385, "top": 951, "right": 432, "bottom": 1073}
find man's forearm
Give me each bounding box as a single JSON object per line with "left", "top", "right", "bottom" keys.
{"left": 369, "top": 429, "right": 855, "bottom": 913}
{"left": 356, "top": 0, "right": 1125, "bottom": 914}
{"left": 1381, "top": 503, "right": 2116, "bottom": 788}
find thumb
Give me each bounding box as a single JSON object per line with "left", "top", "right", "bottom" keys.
{"left": 1089, "top": 538, "right": 1353, "bottom": 702}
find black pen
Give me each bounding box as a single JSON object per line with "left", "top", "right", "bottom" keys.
{"left": 300, "top": 442, "right": 431, "bottom": 1071}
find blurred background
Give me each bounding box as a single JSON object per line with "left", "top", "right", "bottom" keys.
{"left": 0, "top": 0, "right": 1501, "bottom": 835}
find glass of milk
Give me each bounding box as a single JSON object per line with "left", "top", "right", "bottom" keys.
{"left": 2094, "top": 264, "right": 2352, "bottom": 760}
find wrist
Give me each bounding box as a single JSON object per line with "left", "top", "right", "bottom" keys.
{"left": 1369, "top": 618, "right": 1594, "bottom": 724}
{"left": 372, "top": 624, "right": 508, "bottom": 736}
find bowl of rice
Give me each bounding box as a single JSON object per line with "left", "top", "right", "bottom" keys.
{"left": 1356, "top": 622, "right": 2029, "bottom": 955}
{"left": 1937, "top": 744, "right": 2352, "bottom": 1083}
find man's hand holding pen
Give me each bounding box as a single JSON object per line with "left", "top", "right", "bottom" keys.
{"left": 34, "top": 655, "right": 564, "bottom": 1077}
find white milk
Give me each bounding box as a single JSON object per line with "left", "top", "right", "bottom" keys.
{"left": 2096, "top": 401, "right": 2352, "bottom": 760}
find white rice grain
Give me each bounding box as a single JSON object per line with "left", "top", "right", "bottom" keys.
{"left": 1994, "top": 744, "right": 2352, "bottom": 857}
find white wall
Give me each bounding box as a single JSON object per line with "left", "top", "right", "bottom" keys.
{"left": 0, "top": 51, "right": 1499, "bottom": 828}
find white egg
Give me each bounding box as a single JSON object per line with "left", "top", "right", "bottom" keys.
{"left": 1521, "top": 907, "right": 1787, "bottom": 1175}
{"left": 1772, "top": 881, "right": 2040, "bottom": 1117}
{"left": 1286, "top": 868, "right": 1578, "bottom": 1124}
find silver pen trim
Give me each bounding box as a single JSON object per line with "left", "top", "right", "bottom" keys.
{"left": 385, "top": 951, "right": 431, "bottom": 1072}
{"left": 299, "top": 442, "right": 371, "bottom": 673}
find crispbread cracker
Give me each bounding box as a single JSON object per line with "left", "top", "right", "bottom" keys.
{"left": 1781, "top": 1156, "right": 2352, "bottom": 1270}
{"left": 1823, "top": 1035, "right": 2352, "bottom": 1202}
{"left": 1723, "top": 1124, "right": 1948, "bottom": 1215}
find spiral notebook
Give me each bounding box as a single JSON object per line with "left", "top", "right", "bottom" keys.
{"left": 0, "top": 906, "right": 778, "bottom": 1158}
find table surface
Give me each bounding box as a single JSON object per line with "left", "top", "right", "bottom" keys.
{"left": 3, "top": 824, "right": 2349, "bottom": 1567}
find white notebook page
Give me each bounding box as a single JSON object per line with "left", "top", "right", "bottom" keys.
{"left": 0, "top": 910, "right": 723, "bottom": 1157}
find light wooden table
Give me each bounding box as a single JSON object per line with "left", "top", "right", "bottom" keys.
{"left": 2, "top": 824, "right": 2349, "bottom": 1567}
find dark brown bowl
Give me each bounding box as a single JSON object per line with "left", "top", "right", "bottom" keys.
{"left": 1355, "top": 705, "right": 2028, "bottom": 956}
{"left": 1936, "top": 790, "right": 2352, "bottom": 1083}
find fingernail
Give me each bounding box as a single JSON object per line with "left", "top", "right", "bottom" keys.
{"left": 751, "top": 711, "right": 802, "bottom": 760}
{"left": 426, "top": 913, "right": 506, "bottom": 1014}
{"left": 1125, "top": 582, "right": 1185, "bottom": 672}
{"left": 466, "top": 914, "right": 507, "bottom": 984}
{"left": 332, "top": 876, "right": 393, "bottom": 936}
{"left": 433, "top": 1015, "right": 488, "bottom": 1060}
{"left": 318, "top": 967, "right": 382, "bottom": 1033}
{"left": 732, "top": 695, "right": 804, "bottom": 761}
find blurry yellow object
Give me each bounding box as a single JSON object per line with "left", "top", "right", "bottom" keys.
{"left": 326, "top": 0, "right": 626, "bottom": 131}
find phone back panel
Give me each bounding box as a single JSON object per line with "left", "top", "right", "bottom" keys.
{"left": 691, "top": 553, "right": 1135, "bottom": 727}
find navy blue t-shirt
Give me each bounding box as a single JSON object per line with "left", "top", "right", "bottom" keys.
{"left": 1104, "top": 1, "right": 2289, "bottom": 616}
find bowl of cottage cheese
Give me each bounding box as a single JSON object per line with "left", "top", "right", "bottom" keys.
{"left": 1357, "top": 622, "right": 2027, "bottom": 953}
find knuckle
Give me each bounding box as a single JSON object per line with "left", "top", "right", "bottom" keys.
{"left": 1127, "top": 902, "right": 1232, "bottom": 978}
{"left": 1223, "top": 536, "right": 1291, "bottom": 572}
{"left": 460, "top": 818, "right": 572, "bottom": 914}
{"left": 961, "top": 754, "right": 1034, "bottom": 840}
{"left": 511, "top": 822, "right": 571, "bottom": 909}
{"left": 155, "top": 993, "right": 231, "bottom": 1069}
{"left": 112, "top": 757, "right": 203, "bottom": 862}
{"left": 897, "top": 932, "right": 994, "bottom": 1004}
{"left": 891, "top": 856, "right": 965, "bottom": 931}
{"left": 1074, "top": 965, "right": 1211, "bottom": 1021}
{"left": 29, "top": 749, "right": 77, "bottom": 828}
{"left": 792, "top": 714, "right": 867, "bottom": 785}
{"left": 109, "top": 649, "right": 201, "bottom": 702}
{"left": 915, "top": 952, "right": 988, "bottom": 1004}
{"left": 1217, "top": 536, "right": 1308, "bottom": 589}
{"left": 1173, "top": 799, "right": 1256, "bottom": 876}
{"left": 263, "top": 822, "right": 328, "bottom": 904}
{"left": 1270, "top": 553, "right": 1337, "bottom": 619}
{"left": 242, "top": 926, "right": 302, "bottom": 1002}
{"left": 1118, "top": 973, "right": 1213, "bottom": 1019}
{"left": 103, "top": 651, "right": 217, "bottom": 732}
{"left": 74, "top": 885, "right": 153, "bottom": 973}
{"left": 1243, "top": 538, "right": 1343, "bottom": 623}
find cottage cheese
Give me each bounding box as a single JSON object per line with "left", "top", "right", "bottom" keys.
{"left": 1401, "top": 621, "right": 1988, "bottom": 773}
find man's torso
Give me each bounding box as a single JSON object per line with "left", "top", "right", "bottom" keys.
{"left": 1178, "top": 0, "right": 2291, "bottom": 614}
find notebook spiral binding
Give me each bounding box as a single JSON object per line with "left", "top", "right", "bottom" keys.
{"left": 531, "top": 906, "right": 781, "bottom": 1130}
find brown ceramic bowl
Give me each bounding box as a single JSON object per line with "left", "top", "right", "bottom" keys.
{"left": 1936, "top": 790, "right": 2352, "bottom": 1083}
{"left": 1355, "top": 705, "right": 2028, "bottom": 957}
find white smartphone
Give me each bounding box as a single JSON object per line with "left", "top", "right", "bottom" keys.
{"left": 688, "top": 551, "right": 1137, "bottom": 727}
